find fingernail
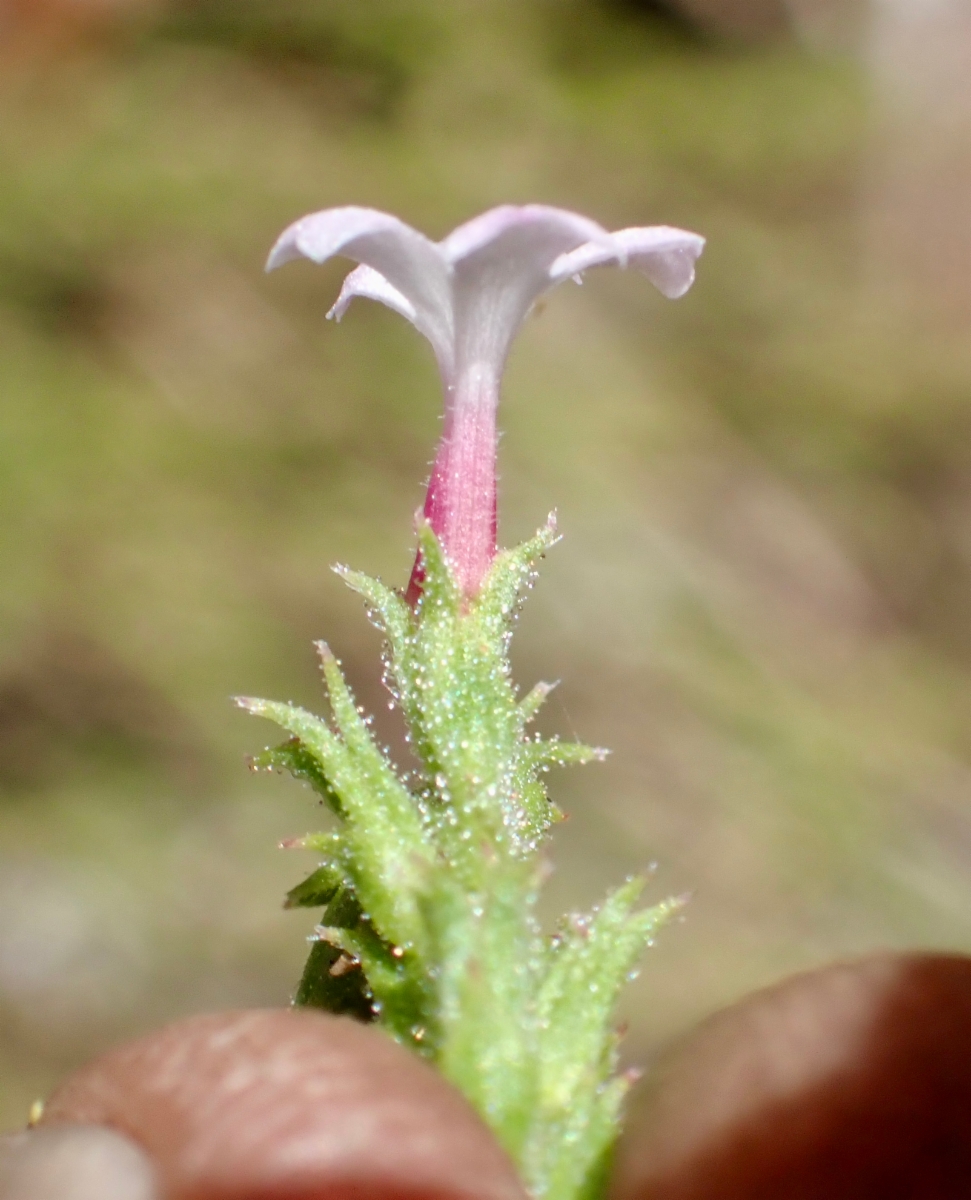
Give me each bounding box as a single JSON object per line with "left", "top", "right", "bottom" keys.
{"left": 0, "top": 1124, "right": 158, "bottom": 1200}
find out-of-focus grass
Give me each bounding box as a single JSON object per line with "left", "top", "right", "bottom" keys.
{"left": 3, "top": 0, "right": 971, "bottom": 1127}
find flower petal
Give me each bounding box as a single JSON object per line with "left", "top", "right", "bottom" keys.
{"left": 549, "top": 225, "right": 706, "bottom": 299}
{"left": 268, "top": 206, "right": 453, "bottom": 364}
{"left": 441, "top": 204, "right": 611, "bottom": 267}
{"left": 441, "top": 205, "right": 615, "bottom": 377}
{"left": 327, "top": 264, "right": 417, "bottom": 326}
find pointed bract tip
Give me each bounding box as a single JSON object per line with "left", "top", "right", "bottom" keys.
{"left": 233, "top": 695, "right": 262, "bottom": 713}
{"left": 592, "top": 747, "right": 611, "bottom": 762}
{"left": 542, "top": 511, "right": 562, "bottom": 548}
{"left": 314, "top": 924, "right": 343, "bottom": 945}
{"left": 314, "top": 640, "right": 335, "bottom": 665}
{"left": 278, "top": 836, "right": 307, "bottom": 850}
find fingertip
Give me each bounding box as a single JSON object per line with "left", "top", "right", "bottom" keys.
{"left": 0, "top": 1124, "right": 158, "bottom": 1200}
{"left": 611, "top": 952, "right": 971, "bottom": 1200}
{"left": 41, "top": 1008, "right": 528, "bottom": 1200}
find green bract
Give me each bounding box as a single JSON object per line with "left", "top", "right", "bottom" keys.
{"left": 239, "top": 518, "right": 677, "bottom": 1200}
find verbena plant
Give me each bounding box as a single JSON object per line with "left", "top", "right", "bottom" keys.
{"left": 239, "top": 204, "right": 704, "bottom": 1200}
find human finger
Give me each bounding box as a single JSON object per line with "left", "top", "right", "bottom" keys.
{"left": 41, "top": 1007, "right": 528, "bottom": 1200}
{"left": 611, "top": 952, "right": 971, "bottom": 1200}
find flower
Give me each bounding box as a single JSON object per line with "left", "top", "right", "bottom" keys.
{"left": 267, "top": 205, "right": 704, "bottom": 601}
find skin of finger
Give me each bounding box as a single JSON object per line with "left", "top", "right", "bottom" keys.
{"left": 0, "top": 1124, "right": 159, "bottom": 1200}
{"left": 610, "top": 952, "right": 971, "bottom": 1200}
{"left": 40, "top": 1008, "right": 529, "bottom": 1200}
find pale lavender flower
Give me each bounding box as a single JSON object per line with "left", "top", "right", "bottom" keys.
{"left": 267, "top": 205, "right": 704, "bottom": 601}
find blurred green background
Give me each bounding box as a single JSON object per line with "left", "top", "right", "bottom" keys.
{"left": 4, "top": 0, "right": 971, "bottom": 1129}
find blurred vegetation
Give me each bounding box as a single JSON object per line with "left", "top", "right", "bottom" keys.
{"left": 2, "top": 0, "right": 971, "bottom": 1130}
